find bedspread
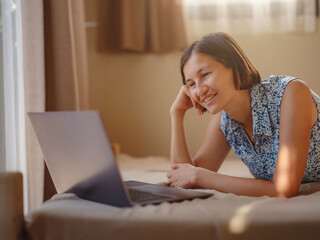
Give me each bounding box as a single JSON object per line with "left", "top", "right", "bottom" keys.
{"left": 26, "top": 154, "right": 320, "bottom": 240}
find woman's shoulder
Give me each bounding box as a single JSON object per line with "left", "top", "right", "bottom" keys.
{"left": 251, "top": 75, "right": 302, "bottom": 100}
{"left": 259, "top": 75, "right": 298, "bottom": 90}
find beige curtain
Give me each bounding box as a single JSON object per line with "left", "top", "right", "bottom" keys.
{"left": 22, "top": 0, "right": 46, "bottom": 213}
{"left": 22, "top": 0, "right": 90, "bottom": 207}
{"left": 43, "top": 0, "right": 90, "bottom": 201}
{"left": 97, "top": 0, "right": 188, "bottom": 53}
{"left": 44, "top": 0, "right": 89, "bottom": 111}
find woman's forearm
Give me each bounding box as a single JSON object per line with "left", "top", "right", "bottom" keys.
{"left": 195, "top": 168, "right": 287, "bottom": 197}
{"left": 170, "top": 111, "right": 194, "bottom": 165}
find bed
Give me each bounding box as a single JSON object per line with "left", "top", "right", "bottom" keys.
{"left": 2, "top": 154, "right": 320, "bottom": 240}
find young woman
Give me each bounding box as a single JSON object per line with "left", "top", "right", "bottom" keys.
{"left": 167, "top": 32, "right": 320, "bottom": 198}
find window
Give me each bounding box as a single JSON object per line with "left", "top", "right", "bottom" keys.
{"left": 0, "top": 0, "right": 27, "bottom": 209}
{"left": 183, "top": 0, "right": 318, "bottom": 38}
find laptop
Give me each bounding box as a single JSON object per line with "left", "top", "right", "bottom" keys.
{"left": 27, "top": 111, "right": 213, "bottom": 207}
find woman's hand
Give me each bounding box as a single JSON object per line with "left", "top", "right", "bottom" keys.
{"left": 167, "top": 163, "right": 201, "bottom": 188}
{"left": 170, "top": 86, "right": 204, "bottom": 116}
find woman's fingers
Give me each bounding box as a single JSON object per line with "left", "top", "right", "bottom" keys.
{"left": 185, "top": 87, "right": 196, "bottom": 107}
{"left": 171, "top": 163, "right": 185, "bottom": 169}
{"left": 168, "top": 164, "right": 193, "bottom": 188}
{"left": 195, "top": 103, "right": 203, "bottom": 116}
{"left": 167, "top": 173, "right": 174, "bottom": 186}
{"left": 182, "top": 86, "right": 205, "bottom": 116}
{"left": 185, "top": 88, "right": 204, "bottom": 115}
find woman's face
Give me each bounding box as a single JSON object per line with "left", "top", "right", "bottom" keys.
{"left": 183, "top": 53, "right": 238, "bottom": 114}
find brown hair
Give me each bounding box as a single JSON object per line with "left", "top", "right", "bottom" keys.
{"left": 180, "top": 32, "right": 260, "bottom": 90}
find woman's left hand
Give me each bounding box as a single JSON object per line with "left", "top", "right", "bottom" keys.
{"left": 167, "top": 163, "right": 201, "bottom": 188}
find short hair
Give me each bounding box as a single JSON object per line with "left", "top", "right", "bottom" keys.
{"left": 180, "top": 32, "right": 261, "bottom": 90}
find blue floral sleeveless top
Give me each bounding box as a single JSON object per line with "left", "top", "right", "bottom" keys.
{"left": 221, "top": 75, "right": 320, "bottom": 183}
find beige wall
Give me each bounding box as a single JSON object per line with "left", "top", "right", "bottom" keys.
{"left": 85, "top": 0, "right": 320, "bottom": 158}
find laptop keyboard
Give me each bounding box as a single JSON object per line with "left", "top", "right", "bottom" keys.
{"left": 128, "top": 188, "right": 169, "bottom": 202}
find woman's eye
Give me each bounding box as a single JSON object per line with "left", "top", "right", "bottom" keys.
{"left": 188, "top": 82, "right": 195, "bottom": 88}
{"left": 202, "top": 72, "right": 210, "bottom": 79}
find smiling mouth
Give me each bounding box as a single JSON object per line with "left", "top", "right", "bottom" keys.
{"left": 202, "top": 93, "right": 217, "bottom": 104}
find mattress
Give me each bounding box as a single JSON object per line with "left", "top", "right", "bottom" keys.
{"left": 26, "top": 154, "right": 320, "bottom": 240}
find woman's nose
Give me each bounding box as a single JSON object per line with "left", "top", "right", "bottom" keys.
{"left": 197, "top": 84, "right": 208, "bottom": 97}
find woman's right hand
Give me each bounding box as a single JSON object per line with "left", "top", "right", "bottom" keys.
{"left": 170, "top": 86, "right": 204, "bottom": 116}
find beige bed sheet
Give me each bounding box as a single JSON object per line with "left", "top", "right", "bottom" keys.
{"left": 27, "top": 154, "right": 320, "bottom": 240}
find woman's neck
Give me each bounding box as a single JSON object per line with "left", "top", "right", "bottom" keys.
{"left": 223, "top": 89, "right": 252, "bottom": 128}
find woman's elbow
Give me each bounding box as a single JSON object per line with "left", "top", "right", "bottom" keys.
{"left": 273, "top": 182, "right": 299, "bottom": 198}
{"left": 275, "top": 190, "right": 298, "bottom": 198}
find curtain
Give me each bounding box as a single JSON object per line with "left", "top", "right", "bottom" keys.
{"left": 1, "top": 0, "right": 89, "bottom": 211}
{"left": 44, "top": 0, "right": 89, "bottom": 111}
{"left": 22, "top": 0, "right": 46, "bottom": 213}
{"left": 183, "top": 0, "right": 317, "bottom": 39}
{"left": 43, "top": 0, "right": 90, "bottom": 200}
{"left": 97, "top": 0, "right": 188, "bottom": 53}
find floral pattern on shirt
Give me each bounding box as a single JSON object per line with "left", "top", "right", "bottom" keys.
{"left": 221, "top": 75, "right": 320, "bottom": 183}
